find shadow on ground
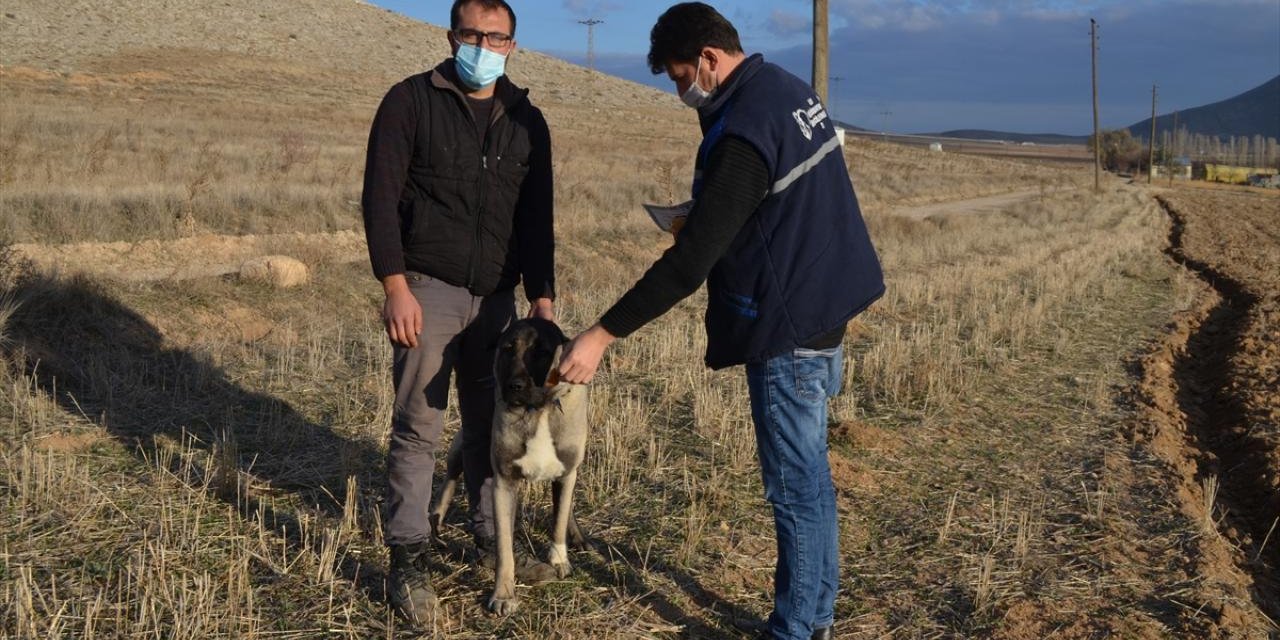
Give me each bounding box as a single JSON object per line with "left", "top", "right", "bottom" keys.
{"left": 3, "top": 272, "right": 389, "bottom": 604}
{"left": 5, "top": 271, "right": 768, "bottom": 636}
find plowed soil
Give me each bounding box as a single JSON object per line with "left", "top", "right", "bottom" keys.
{"left": 1142, "top": 185, "right": 1280, "bottom": 627}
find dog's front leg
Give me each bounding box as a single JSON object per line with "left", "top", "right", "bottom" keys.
{"left": 487, "top": 475, "right": 520, "bottom": 615}
{"left": 548, "top": 469, "right": 578, "bottom": 578}
{"left": 551, "top": 476, "right": 587, "bottom": 550}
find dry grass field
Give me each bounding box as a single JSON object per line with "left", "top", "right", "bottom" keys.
{"left": 2, "top": 2, "right": 1278, "bottom": 638}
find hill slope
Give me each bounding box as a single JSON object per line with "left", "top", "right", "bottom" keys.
{"left": 0, "top": 0, "right": 676, "bottom": 110}
{"left": 1128, "top": 75, "right": 1279, "bottom": 140}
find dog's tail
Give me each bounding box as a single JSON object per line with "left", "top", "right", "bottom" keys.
{"left": 430, "top": 436, "right": 465, "bottom": 543}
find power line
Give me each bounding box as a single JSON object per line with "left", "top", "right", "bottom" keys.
{"left": 578, "top": 17, "right": 601, "bottom": 71}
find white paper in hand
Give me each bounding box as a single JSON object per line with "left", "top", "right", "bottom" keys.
{"left": 642, "top": 200, "right": 694, "bottom": 233}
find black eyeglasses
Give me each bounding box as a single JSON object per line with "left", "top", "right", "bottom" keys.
{"left": 453, "top": 28, "right": 513, "bottom": 48}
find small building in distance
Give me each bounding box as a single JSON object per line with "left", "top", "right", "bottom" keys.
{"left": 1153, "top": 156, "right": 1193, "bottom": 180}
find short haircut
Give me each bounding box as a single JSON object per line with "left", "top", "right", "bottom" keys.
{"left": 450, "top": 0, "right": 517, "bottom": 36}
{"left": 648, "top": 2, "right": 743, "bottom": 75}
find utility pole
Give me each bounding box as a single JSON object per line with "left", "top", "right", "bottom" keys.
{"left": 1090, "top": 18, "right": 1101, "bottom": 193}
{"left": 1148, "top": 84, "right": 1157, "bottom": 184}
{"left": 813, "top": 0, "right": 829, "bottom": 104}
{"left": 578, "top": 18, "right": 603, "bottom": 72}
{"left": 1170, "top": 110, "right": 1179, "bottom": 185}
{"left": 879, "top": 110, "right": 892, "bottom": 142}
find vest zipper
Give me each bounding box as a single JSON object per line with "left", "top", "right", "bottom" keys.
{"left": 466, "top": 119, "right": 491, "bottom": 290}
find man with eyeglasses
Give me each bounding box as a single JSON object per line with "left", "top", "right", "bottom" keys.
{"left": 361, "top": 0, "right": 556, "bottom": 625}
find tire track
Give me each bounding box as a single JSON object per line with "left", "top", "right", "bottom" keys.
{"left": 1154, "top": 194, "right": 1279, "bottom": 623}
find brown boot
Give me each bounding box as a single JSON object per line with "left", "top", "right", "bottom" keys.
{"left": 388, "top": 542, "right": 437, "bottom": 626}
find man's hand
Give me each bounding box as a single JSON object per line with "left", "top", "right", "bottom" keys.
{"left": 527, "top": 297, "right": 555, "bottom": 321}
{"left": 558, "top": 323, "right": 616, "bottom": 384}
{"left": 382, "top": 274, "right": 422, "bottom": 348}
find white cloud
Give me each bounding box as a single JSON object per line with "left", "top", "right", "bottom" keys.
{"left": 831, "top": 0, "right": 952, "bottom": 31}
{"left": 830, "top": 0, "right": 1280, "bottom": 32}
{"left": 767, "top": 9, "right": 810, "bottom": 38}
{"left": 561, "top": 0, "right": 622, "bottom": 17}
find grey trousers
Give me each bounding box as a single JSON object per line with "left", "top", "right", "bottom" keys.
{"left": 385, "top": 272, "right": 516, "bottom": 545}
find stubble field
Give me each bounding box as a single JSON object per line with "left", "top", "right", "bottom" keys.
{"left": 2, "top": 1, "right": 1278, "bottom": 638}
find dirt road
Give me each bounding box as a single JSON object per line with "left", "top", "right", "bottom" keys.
{"left": 890, "top": 187, "right": 1074, "bottom": 219}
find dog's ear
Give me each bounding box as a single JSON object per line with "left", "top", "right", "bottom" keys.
{"left": 545, "top": 343, "right": 563, "bottom": 387}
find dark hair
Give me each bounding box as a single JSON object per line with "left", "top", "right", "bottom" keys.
{"left": 647, "top": 3, "right": 743, "bottom": 75}
{"left": 450, "top": 0, "right": 517, "bottom": 36}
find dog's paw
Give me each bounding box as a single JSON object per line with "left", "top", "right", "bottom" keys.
{"left": 487, "top": 593, "right": 520, "bottom": 615}
{"left": 552, "top": 560, "right": 572, "bottom": 579}
{"left": 548, "top": 543, "right": 572, "bottom": 578}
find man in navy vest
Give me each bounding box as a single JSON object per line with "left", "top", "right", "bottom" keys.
{"left": 558, "top": 3, "right": 884, "bottom": 639}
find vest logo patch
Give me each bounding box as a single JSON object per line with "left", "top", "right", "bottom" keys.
{"left": 792, "top": 98, "right": 829, "bottom": 141}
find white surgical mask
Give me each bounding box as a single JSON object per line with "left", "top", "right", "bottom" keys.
{"left": 680, "top": 56, "right": 716, "bottom": 109}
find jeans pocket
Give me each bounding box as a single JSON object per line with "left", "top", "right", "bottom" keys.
{"left": 792, "top": 348, "right": 836, "bottom": 403}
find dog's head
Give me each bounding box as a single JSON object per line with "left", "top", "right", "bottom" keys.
{"left": 494, "top": 318, "right": 569, "bottom": 408}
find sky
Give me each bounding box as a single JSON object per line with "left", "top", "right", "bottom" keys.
{"left": 372, "top": 1, "right": 1280, "bottom": 135}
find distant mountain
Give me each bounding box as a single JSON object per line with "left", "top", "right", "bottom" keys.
{"left": 923, "top": 130, "right": 1088, "bottom": 145}
{"left": 1128, "top": 75, "right": 1279, "bottom": 141}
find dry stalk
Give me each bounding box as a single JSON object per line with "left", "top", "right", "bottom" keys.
{"left": 938, "top": 491, "right": 959, "bottom": 544}
{"left": 973, "top": 554, "right": 996, "bottom": 615}
{"left": 1201, "top": 475, "right": 1220, "bottom": 536}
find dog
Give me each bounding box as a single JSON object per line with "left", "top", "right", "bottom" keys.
{"left": 429, "top": 317, "right": 589, "bottom": 615}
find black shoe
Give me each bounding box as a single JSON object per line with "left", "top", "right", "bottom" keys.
{"left": 475, "top": 536, "right": 559, "bottom": 584}
{"left": 388, "top": 542, "right": 437, "bottom": 626}
{"left": 731, "top": 616, "right": 768, "bottom": 636}
{"left": 742, "top": 621, "right": 833, "bottom": 640}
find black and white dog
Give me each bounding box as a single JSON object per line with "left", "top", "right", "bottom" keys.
{"left": 430, "top": 318, "right": 588, "bottom": 614}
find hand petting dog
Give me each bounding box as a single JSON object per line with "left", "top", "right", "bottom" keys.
{"left": 557, "top": 323, "right": 615, "bottom": 384}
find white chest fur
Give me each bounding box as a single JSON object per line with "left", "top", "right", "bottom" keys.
{"left": 514, "top": 410, "right": 565, "bottom": 482}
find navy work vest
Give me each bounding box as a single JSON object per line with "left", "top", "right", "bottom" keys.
{"left": 693, "top": 55, "right": 884, "bottom": 369}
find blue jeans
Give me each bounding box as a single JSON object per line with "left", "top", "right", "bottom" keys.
{"left": 746, "top": 346, "right": 843, "bottom": 640}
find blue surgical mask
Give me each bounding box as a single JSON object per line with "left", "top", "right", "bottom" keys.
{"left": 454, "top": 43, "right": 507, "bottom": 89}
